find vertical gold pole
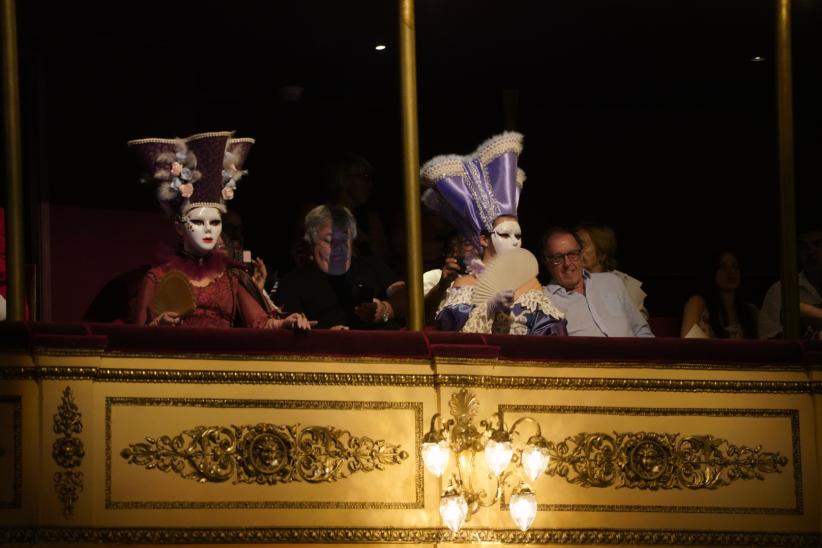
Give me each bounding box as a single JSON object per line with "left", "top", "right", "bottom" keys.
{"left": 2, "top": 0, "right": 26, "bottom": 321}
{"left": 776, "top": 0, "right": 799, "bottom": 339}
{"left": 399, "top": 0, "right": 424, "bottom": 331}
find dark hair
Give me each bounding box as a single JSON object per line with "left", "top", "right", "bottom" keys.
{"left": 541, "top": 226, "right": 583, "bottom": 256}
{"left": 699, "top": 249, "right": 757, "bottom": 339}
{"left": 574, "top": 222, "right": 618, "bottom": 271}
{"left": 322, "top": 153, "right": 372, "bottom": 202}
{"left": 441, "top": 231, "right": 464, "bottom": 258}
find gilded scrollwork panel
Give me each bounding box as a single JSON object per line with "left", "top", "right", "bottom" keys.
{"left": 106, "top": 397, "right": 423, "bottom": 510}
{"left": 52, "top": 387, "right": 84, "bottom": 518}
{"left": 0, "top": 395, "right": 22, "bottom": 508}
{"left": 499, "top": 405, "right": 801, "bottom": 514}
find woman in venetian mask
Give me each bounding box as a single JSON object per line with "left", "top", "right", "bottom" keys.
{"left": 130, "top": 131, "right": 311, "bottom": 330}
{"left": 421, "top": 132, "right": 566, "bottom": 335}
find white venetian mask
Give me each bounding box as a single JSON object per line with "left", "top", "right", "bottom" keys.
{"left": 181, "top": 206, "right": 222, "bottom": 255}
{"left": 491, "top": 220, "right": 522, "bottom": 254}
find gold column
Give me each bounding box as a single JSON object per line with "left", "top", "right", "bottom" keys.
{"left": 399, "top": 0, "right": 424, "bottom": 331}
{"left": 776, "top": 0, "right": 799, "bottom": 339}
{"left": 2, "top": 0, "right": 26, "bottom": 320}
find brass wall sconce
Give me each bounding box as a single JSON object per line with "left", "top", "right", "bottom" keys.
{"left": 421, "top": 388, "right": 550, "bottom": 532}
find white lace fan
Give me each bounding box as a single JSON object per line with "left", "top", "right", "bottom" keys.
{"left": 471, "top": 248, "right": 539, "bottom": 306}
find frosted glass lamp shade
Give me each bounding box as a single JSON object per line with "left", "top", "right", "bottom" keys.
{"left": 439, "top": 493, "right": 468, "bottom": 533}
{"left": 521, "top": 444, "right": 551, "bottom": 482}
{"left": 509, "top": 485, "right": 537, "bottom": 531}
{"left": 422, "top": 441, "right": 451, "bottom": 477}
{"left": 484, "top": 438, "right": 514, "bottom": 477}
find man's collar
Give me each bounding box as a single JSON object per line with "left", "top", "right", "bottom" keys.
{"left": 547, "top": 270, "right": 590, "bottom": 294}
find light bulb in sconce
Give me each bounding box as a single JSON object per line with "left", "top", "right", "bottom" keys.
{"left": 484, "top": 434, "right": 514, "bottom": 477}
{"left": 439, "top": 483, "right": 469, "bottom": 533}
{"left": 421, "top": 415, "right": 451, "bottom": 477}
{"left": 509, "top": 483, "right": 538, "bottom": 532}
{"left": 521, "top": 441, "right": 551, "bottom": 482}
{"left": 421, "top": 439, "right": 450, "bottom": 477}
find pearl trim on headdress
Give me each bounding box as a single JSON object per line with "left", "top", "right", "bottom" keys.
{"left": 420, "top": 131, "right": 525, "bottom": 188}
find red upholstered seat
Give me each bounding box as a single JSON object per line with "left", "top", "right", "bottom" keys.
{"left": 648, "top": 316, "right": 681, "bottom": 338}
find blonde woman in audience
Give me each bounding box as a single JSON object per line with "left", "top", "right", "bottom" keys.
{"left": 574, "top": 223, "right": 648, "bottom": 319}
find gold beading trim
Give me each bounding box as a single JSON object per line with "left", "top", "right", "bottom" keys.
{"left": 1, "top": 527, "right": 819, "bottom": 545}
{"left": 420, "top": 132, "right": 524, "bottom": 183}
{"left": 184, "top": 131, "right": 234, "bottom": 142}
{"left": 105, "top": 397, "right": 424, "bottom": 510}
{"left": 21, "top": 345, "right": 813, "bottom": 372}
{"left": 0, "top": 395, "right": 22, "bottom": 508}
{"left": 52, "top": 386, "right": 84, "bottom": 518}
{"left": 4, "top": 366, "right": 822, "bottom": 394}
{"left": 126, "top": 137, "right": 181, "bottom": 146}
{"left": 499, "top": 405, "right": 802, "bottom": 515}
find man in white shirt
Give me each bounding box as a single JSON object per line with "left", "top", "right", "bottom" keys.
{"left": 759, "top": 228, "right": 822, "bottom": 339}
{"left": 542, "top": 228, "right": 652, "bottom": 337}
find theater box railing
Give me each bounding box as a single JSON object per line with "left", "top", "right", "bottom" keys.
{"left": 0, "top": 322, "right": 820, "bottom": 545}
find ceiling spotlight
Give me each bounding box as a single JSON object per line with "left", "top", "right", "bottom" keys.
{"left": 375, "top": 44, "right": 386, "bottom": 51}
{"left": 750, "top": 56, "right": 765, "bottom": 63}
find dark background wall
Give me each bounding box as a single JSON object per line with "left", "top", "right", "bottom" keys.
{"left": 4, "top": 0, "right": 821, "bottom": 320}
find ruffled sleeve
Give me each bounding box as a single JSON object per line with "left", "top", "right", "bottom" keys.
{"left": 509, "top": 289, "right": 567, "bottom": 336}
{"left": 435, "top": 285, "right": 480, "bottom": 332}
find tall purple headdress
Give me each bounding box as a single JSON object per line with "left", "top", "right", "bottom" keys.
{"left": 420, "top": 132, "right": 526, "bottom": 253}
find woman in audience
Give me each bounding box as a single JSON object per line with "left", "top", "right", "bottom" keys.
{"left": 130, "top": 131, "right": 310, "bottom": 330}
{"left": 421, "top": 132, "right": 566, "bottom": 335}
{"left": 574, "top": 223, "right": 648, "bottom": 319}
{"left": 680, "top": 249, "right": 758, "bottom": 339}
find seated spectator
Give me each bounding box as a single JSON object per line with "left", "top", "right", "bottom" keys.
{"left": 276, "top": 204, "right": 406, "bottom": 330}
{"left": 680, "top": 249, "right": 758, "bottom": 338}
{"left": 542, "top": 227, "right": 653, "bottom": 337}
{"left": 423, "top": 232, "right": 472, "bottom": 325}
{"left": 574, "top": 223, "right": 648, "bottom": 319}
{"left": 760, "top": 226, "right": 822, "bottom": 339}
{"left": 83, "top": 265, "right": 151, "bottom": 323}
{"left": 323, "top": 153, "right": 390, "bottom": 261}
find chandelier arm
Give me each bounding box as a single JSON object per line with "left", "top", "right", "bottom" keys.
{"left": 509, "top": 416, "right": 542, "bottom": 438}
{"left": 428, "top": 413, "right": 444, "bottom": 435}
{"left": 474, "top": 472, "right": 503, "bottom": 509}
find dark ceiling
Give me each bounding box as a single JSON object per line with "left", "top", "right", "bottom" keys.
{"left": 8, "top": 0, "right": 822, "bottom": 311}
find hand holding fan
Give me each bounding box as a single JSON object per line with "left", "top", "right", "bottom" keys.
{"left": 152, "top": 270, "right": 197, "bottom": 317}
{"left": 471, "top": 248, "right": 539, "bottom": 306}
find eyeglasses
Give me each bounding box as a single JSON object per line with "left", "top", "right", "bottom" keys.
{"left": 545, "top": 249, "right": 582, "bottom": 266}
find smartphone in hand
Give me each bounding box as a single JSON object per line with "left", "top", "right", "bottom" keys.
{"left": 356, "top": 284, "right": 375, "bottom": 304}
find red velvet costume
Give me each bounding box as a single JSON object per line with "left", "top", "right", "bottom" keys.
{"left": 134, "top": 252, "right": 272, "bottom": 328}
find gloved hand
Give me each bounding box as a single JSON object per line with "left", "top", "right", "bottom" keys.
{"left": 486, "top": 289, "right": 514, "bottom": 318}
